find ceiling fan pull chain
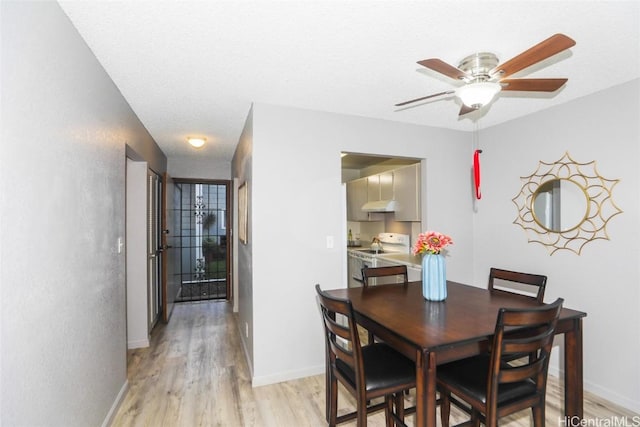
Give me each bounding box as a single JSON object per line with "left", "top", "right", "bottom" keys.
{"left": 473, "top": 121, "right": 482, "bottom": 200}
{"left": 474, "top": 149, "right": 482, "bottom": 200}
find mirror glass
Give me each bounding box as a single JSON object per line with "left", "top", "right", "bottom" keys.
{"left": 532, "top": 179, "right": 589, "bottom": 232}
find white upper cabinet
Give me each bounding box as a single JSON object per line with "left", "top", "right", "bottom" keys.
{"left": 346, "top": 178, "right": 369, "bottom": 221}
{"left": 367, "top": 172, "right": 394, "bottom": 202}
{"left": 346, "top": 164, "right": 421, "bottom": 222}
{"left": 393, "top": 164, "right": 421, "bottom": 222}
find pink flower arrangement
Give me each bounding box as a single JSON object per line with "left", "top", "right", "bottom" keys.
{"left": 412, "top": 231, "right": 453, "bottom": 255}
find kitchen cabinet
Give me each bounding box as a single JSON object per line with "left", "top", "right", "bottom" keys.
{"left": 346, "top": 176, "right": 386, "bottom": 221}
{"left": 346, "top": 178, "right": 369, "bottom": 221}
{"left": 346, "top": 165, "right": 419, "bottom": 222}
{"left": 393, "top": 163, "right": 421, "bottom": 222}
{"left": 407, "top": 265, "right": 422, "bottom": 282}
{"left": 367, "top": 172, "right": 394, "bottom": 202}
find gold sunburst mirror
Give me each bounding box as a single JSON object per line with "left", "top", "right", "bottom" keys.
{"left": 512, "top": 152, "right": 622, "bottom": 255}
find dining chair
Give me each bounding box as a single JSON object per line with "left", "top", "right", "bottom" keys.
{"left": 315, "top": 284, "right": 416, "bottom": 427}
{"left": 362, "top": 265, "right": 409, "bottom": 288}
{"left": 437, "top": 297, "right": 564, "bottom": 427}
{"left": 361, "top": 265, "right": 409, "bottom": 344}
{"left": 488, "top": 267, "right": 547, "bottom": 303}
{"left": 488, "top": 268, "right": 549, "bottom": 364}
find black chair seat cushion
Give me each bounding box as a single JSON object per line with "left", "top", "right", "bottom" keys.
{"left": 437, "top": 354, "right": 537, "bottom": 405}
{"left": 336, "top": 343, "right": 415, "bottom": 392}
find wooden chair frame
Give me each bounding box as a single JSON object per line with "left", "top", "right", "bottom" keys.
{"left": 316, "top": 284, "right": 414, "bottom": 427}
{"left": 438, "top": 298, "right": 564, "bottom": 427}
{"left": 488, "top": 267, "right": 547, "bottom": 303}
{"left": 361, "top": 265, "right": 409, "bottom": 344}
{"left": 361, "top": 265, "right": 408, "bottom": 287}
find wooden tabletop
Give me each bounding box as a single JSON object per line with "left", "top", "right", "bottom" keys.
{"left": 328, "top": 281, "right": 586, "bottom": 355}
{"left": 326, "top": 280, "right": 587, "bottom": 426}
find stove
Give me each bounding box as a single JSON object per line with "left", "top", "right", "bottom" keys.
{"left": 347, "top": 233, "right": 411, "bottom": 287}
{"left": 349, "top": 233, "right": 411, "bottom": 260}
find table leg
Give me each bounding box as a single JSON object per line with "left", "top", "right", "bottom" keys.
{"left": 564, "top": 318, "right": 584, "bottom": 419}
{"left": 415, "top": 350, "right": 437, "bottom": 426}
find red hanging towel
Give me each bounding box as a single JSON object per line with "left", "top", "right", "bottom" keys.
{"left": 474, "top": 149, "right": 482, "bottom": 200}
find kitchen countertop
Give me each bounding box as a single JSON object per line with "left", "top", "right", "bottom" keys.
{"left": 346, "top": 247, "right": 422, "bottom": 269}
{"left": 377, "top": 253, "right": 423, "bottom": 269}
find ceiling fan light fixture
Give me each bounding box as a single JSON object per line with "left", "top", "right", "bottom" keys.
{"left": 187, "top": 137, "right": 206, "bottom": 148}
{"left": 457, "top": 82, "right": 501, "bottom": 108}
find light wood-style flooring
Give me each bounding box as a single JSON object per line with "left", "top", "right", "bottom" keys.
{"left": 111, "top": 300, "right": 638, "bottom": 426}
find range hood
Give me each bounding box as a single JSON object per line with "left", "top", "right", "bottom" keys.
{"left": 361, "top": 200, "right": 396, "bottom": 212}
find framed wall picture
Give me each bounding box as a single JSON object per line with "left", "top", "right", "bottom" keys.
{"left": 238, "top": 182, "right": 248, "bottom": 244}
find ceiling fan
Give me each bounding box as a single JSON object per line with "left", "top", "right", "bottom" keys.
{"left": 396, "top": 33, "right": 576, "bottom": 116}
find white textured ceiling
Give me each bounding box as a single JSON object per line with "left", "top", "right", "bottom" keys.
{"left": 58, "top": 1, "right": 640, "bottom": 162}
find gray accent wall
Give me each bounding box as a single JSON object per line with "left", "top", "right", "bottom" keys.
{"left": 231, "top": 106, "right": 254, "bottom": 375}
{"left": 1, "top": 2, "right": 166, "bottom": 425}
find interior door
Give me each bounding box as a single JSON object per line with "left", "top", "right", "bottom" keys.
{"left": 161, "top": 172, "right": 180, "bottom": 322}
{"left": 147, "top": 170, "right": 161, "bottom": 330}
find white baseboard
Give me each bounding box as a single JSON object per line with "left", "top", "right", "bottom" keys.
{"left": 251, "top": 364, "right": 325, "bottom": 388}
{"left": 101, "top": 380, "right": 129, "bottom": 427}
{"left": 549, "top": 366, "right": 639, "bottom": 414}
{"left": 237, "top": 320, "right": 254, "bottom": 379}
{"left": 234, "top": 317, "right": 325, "bottom": 387}
{"left": 127, "top": 338, "right": 149, "bottom": 349}
{"left": 583, "top": 381, "right": 640, "bottom": 414}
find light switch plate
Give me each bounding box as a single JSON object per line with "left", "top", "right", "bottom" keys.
{"left": 326, "top": 235, "right": 334, "bottom": 249}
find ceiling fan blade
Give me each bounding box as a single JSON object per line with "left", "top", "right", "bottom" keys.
{"left": 395, "top": 90, "right": 455, "bottom": 107}
{"left": 459, "top": 104, "right": 478, "bottom": 116}
{"left": 492, "top": 34, "right": 576, "bottom": 78}
{"left": 500, "top": 78, "right": 568, "bottom": 92}
{"left": 417, "top": 59, "right": 468, "bottom": 80}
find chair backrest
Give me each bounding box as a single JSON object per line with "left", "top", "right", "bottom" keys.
{"left": 486, "top": 298, "right": 564, "bottom": 422}
{"left": 361, "top": 265, "right": 408, "bottom": 288}
{"left": 315, "top": 284, "right": 365, "bottom": 388}
{"left": 488, "top": 267, "right": 547, "bottom": 303}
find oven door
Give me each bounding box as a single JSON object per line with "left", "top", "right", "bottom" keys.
{"left": 347, "top": 253, "right": 374, "bottom": 288}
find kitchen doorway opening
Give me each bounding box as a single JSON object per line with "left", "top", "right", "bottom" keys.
{"left": 172, "top": 180, "right": 230, "bottom": 302}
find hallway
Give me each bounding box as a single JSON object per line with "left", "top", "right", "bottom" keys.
{"left": 112, "top": 301, "right": 328, "bottom": 426}
{"left": 111, "top": 301, "right": 637, "bottom": 426}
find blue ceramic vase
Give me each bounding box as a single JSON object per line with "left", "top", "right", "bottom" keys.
{"left": 422, "top": 253, "right": 447, "bottom": 301}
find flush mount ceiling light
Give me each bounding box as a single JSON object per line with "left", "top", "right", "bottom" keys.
{"left": 456, "top": 82, "right": 502, "bottom": 108}
{"left": 187, "top": 137, "right": 206, "bottom": 148}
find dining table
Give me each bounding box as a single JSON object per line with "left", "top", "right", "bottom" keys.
{"left": 325, "top": 280, "right": 587, "bottom": 427}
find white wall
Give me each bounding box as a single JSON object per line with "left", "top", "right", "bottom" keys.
{"left": 244, "top": 103, "right": 473, "bottom": 385}
{"left": 1, "top": 2, "right": 166, "bottom": 425}
{"left": 126, "top": 160, "right": 150, "bottom": 349}
{"left": 168, "top": 156, "right": 231, "bottom": 180}
{"left": 474, "top": 79, "right": 640, "bottom": 412}
{"left": 237, "top": 83, "right": 640, "bottom": 413}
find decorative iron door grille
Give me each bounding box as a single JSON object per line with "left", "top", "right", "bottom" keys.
{"left": 174, "top": 182, "right": 228, "bottom": 301}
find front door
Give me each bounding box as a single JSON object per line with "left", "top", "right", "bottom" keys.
{"left": 173, "top": 180, "right": 231, "bottom": 302}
